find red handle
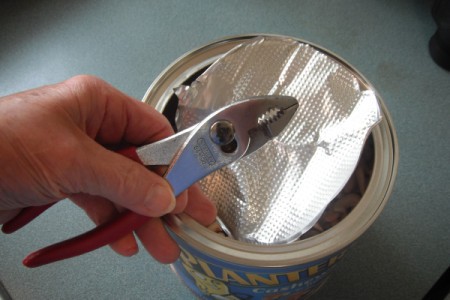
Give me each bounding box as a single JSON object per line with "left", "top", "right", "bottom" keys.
{"left": 115, "top": 146, "right": 141, "bottom": 163}
{"left": 2, "top": 203, "right": 56, "bottom": 234}
{"left": 23, "top": 211, "right": 148, "bottom": 267}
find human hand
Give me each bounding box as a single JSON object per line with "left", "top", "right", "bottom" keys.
{"left": 0, "top": 75, "right": 216, "bottom": 263}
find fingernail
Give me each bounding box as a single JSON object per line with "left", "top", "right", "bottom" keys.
{"left": 123, "top": 246, "right": 139, "bottom": 257}
{"left": 144, "top": 182, "right": 176, "bottom": 216}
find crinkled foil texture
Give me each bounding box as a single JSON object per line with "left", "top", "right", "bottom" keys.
{"left": 176, "top": 37, "right": 381, "bottom": 245}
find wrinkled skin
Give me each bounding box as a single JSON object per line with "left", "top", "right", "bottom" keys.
{"left": 0, "top": 75, "right": 216, "bottom": 263}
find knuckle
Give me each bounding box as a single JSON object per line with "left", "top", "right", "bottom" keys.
{"left": 102, "top": 162, "right": 148, "bottom": 206}
{"left": 63, "top": 75, "right": 106, "bottom": 99}
{"left": 65, "top": 74, "right": 102, "bottom": 88}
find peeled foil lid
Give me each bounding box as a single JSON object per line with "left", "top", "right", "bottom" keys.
{"left": 175, "top": 36, "right": 381, "bottom": 245}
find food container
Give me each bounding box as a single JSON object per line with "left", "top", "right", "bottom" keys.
{"left": 143, "top": 34, "right": 398, "bottom": 300}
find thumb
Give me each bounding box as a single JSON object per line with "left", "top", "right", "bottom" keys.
{"left": 72, "top": 140, "right": 176, "bottom": 218}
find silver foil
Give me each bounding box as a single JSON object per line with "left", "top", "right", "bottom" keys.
{"left": 175, "top": 37, "right": 381, "bottom": 245}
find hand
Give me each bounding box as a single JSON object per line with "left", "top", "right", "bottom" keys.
{"left": 0, "top": 75, "right": 217, "bottom": 263}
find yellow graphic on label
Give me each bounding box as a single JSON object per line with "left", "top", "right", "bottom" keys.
{"left": 184, "top": 262, "right": 240, "bottom": 299}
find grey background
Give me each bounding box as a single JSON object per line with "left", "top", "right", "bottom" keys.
{"left": 1, "top": 1, "right": 449, "bottom": 299}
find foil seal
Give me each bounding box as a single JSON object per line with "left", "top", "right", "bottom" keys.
{"left": 175, "top": 36, "right": 381, "bottom": 245}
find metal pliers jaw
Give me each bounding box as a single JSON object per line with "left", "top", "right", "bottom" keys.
{"left": 157, "top": 95, "right": 299, "bottom": 196}
{"left": 1, "top": 95, "right": 298, "bottom": 267}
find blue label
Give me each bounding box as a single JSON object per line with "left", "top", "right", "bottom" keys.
{"left": 170, "top": 233, "right": 346, "bottom": 300}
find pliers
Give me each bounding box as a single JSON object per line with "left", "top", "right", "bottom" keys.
{"left": 2, "top": 95, "right": 298, "bottom": 267}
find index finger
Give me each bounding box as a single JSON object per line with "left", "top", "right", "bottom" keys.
{"left": 62, "top": 75, "right": 173, "bottom": 146}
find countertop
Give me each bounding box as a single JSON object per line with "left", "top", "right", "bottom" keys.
{"left": 1, "top": 1, "right": 449, "bottom": 299}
